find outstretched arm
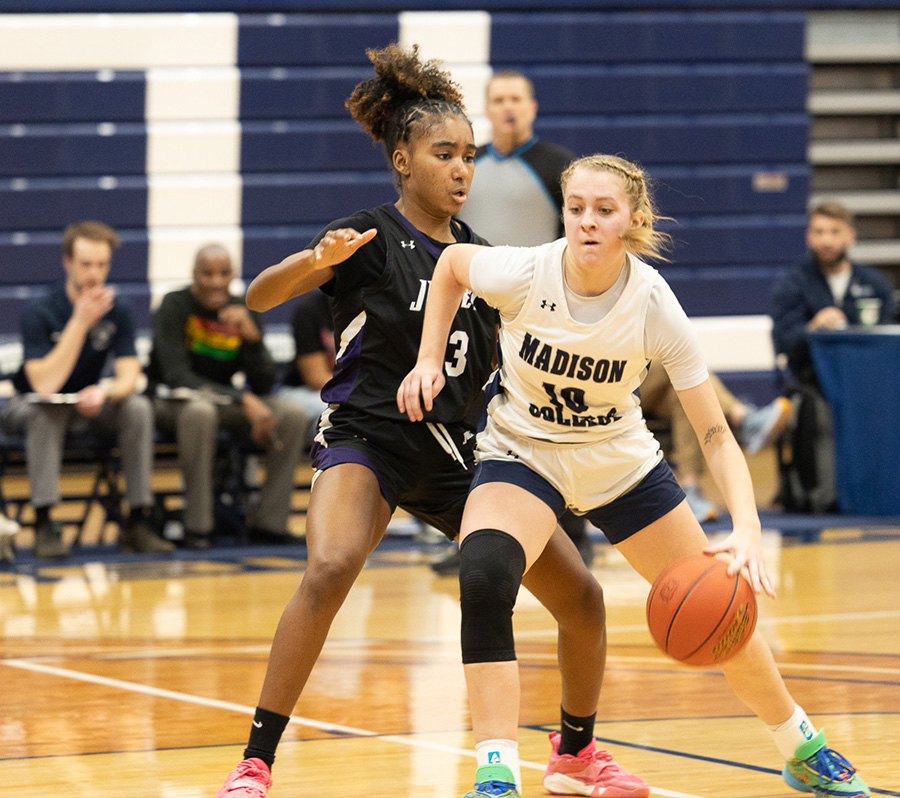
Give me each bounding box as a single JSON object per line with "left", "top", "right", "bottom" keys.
{"left": 397, "top": 243, "right": 485, "bottom": 421}
{"left": 246, "top": 227, "right": 377, "bottom": 312}
{"left": 676, "top": 378, "right": 775, "bottom": 598}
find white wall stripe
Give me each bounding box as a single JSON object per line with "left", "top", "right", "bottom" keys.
{"left": 145, "top": 120, "right": 241, "bottom": 176}
{"left": 147, "top": 174, "right": 242, "bottom": 228}
{"left": 145, "top": 66, "right": 241, "bottom": 121}
{"left": 147, "top": 225, "right": 243, "bottom": 288}
{"left": 399, "top": 11, "right": 493, "bottom": 146}
{"left": 692, "top": 315, "right": 777, "bottom": 372}
{"left": 0, "top": 13, "right": 238, "bottom": 70}
{"left": 399, "top": 11, "right": 492, "bottom": 65}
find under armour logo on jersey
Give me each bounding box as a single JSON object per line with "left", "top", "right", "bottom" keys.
{"left": 401, "top": 240, "right": 416, "bottom": 249}
{"left": 540, "top": 299, "right": 557, "bottom": 311}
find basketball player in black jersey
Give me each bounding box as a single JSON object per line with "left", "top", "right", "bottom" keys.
{"left": 213, "top": 45, "right": 646, "bottom": 798}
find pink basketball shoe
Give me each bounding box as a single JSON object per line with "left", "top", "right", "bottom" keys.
{"left": 543, "top": 732, "right": 650, "bottom": 798}
{"left": 215, "top": 758, "right": 272, "bottom": 797}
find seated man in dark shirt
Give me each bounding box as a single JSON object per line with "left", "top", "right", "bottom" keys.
{"left": 772, "top": 200, "right": 896, "bottom": 386}
{"left": 278, "top": 289, "right": 334, "bottom": 447}
{"left": 147, "top": 244, "right": 308, "bottom": 549}
{"left": 0, "top": 220, "right": 172, "bottom": 558}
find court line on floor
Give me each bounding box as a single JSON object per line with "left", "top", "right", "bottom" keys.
{"left": 2, "top": 657, "right": 706, "bottom": 798}
{"left": 14, "top": 637, "right": 900, "bottom": 679}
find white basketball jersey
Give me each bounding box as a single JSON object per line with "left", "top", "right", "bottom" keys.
{"left": 485, "top": 239, "right": 661, "bottom": 449}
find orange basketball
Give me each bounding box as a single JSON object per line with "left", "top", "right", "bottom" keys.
{"left": 646, "top": 555, "right": 757, "bottom": 667}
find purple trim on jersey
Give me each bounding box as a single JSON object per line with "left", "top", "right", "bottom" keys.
{"left": 478, "top": 340, "right": 504, "bottom": 434}
{"left": 309, "top": 441, "right": 396, "bottom": 508}
{"left": 386, "top": 204, "right": 474, "bottom": 259}
{"left": 321, "top": 328, "right": 363, "bottom": 404}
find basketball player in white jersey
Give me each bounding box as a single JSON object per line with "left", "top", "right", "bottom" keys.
{"left": 399, "top": 154, "right": 870, "bottom": 798}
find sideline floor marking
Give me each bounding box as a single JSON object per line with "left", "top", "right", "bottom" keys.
{"left": 3, "top": 657, "right": 708, "bottom": 798}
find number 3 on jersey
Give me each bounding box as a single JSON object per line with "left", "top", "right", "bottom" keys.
{"left": 444, "top": 330, "right": 469, "bottom": 377}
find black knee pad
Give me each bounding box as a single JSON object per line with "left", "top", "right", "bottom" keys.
{"left": 459, "top": 528, "right": 526, "bottom": 664}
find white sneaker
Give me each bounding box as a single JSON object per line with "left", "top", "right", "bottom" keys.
{"left": 0, "top": 514, "right": 19, "bottom": 538}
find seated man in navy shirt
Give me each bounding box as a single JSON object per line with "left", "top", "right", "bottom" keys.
{"left": 0, "top": 221, "right": 172, "bottom": 558}
{"left": 772, "top": 200, "right": 897, "bottom": 386}
{"left": 770, "top": 201, "right": 897, "bottom": 512}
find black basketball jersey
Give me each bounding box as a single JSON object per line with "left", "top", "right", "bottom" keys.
{"left": 312, "top": 203, "right": 496, "bottom": 424}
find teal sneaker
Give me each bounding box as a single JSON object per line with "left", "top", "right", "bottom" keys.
{"left": 462, "top": 764, "right": 520, "bottom": 798}
{"left": 783, "top": 730, "right": 870, "bottom": 797}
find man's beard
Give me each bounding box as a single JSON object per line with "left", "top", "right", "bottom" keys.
{"left": 816, "top": 248, "right": 848, "bottom": 269}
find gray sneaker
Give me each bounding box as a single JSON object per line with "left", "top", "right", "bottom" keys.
{"left": 740, "top": 397, "right": 793, "bottom": 455}
{"left": 684, "top": 485, "right": 718, "bottom": 523}
{"left": 33, "top": 520, "right": 69, "bottom": 559}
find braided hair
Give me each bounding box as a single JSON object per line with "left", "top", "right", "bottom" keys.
{"left": 560, "top": 154, "right": 673, "bottom": 262}
{"left": 346, "top": 43, "right": 470, "bottom": 193}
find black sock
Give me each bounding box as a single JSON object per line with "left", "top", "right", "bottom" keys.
{"left": 243, "top": 707, "right": 291, "bottom": 768}
{"left": 559, "top": 707, "right": 596, "bottom": 756}
{"left": 34, "top": 506, "right": 51, "bottom": 526}
{"left": 129, "top": 506, "right": 152, "bottom": 523}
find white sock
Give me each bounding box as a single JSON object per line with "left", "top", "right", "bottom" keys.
{"left": 476, "top": 739, "right": 522, "bottom": 790}
{"left": 767, "top": 704, "right": 818, "bottom": 760}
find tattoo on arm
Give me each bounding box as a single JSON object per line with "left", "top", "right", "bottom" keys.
{"left": 703, "top": 423, "right": 727, "bottom": 446}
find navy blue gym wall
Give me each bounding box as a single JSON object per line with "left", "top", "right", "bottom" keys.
{"left": 0, "top": 8, "right": 810, "bottom": 341}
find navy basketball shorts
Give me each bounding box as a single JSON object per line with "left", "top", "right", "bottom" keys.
{"left": 471, "top": 419, "right": 685, "bottom": 544}
{"left": 310, "top": 405, "right": 476, "bottom": 541}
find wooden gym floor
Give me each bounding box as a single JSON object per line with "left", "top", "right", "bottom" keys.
{"left": 1, "top": 454, "right": 898, "bottom": 797}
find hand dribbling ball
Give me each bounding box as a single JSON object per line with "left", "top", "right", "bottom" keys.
{"left": 646, "top": 555, "right": 757, "bottom": 666}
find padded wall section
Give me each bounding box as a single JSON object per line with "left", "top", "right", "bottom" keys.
{"left": 489, "top": 10, "right": 811, "bottom": 317}
{"left": 237, "top": 14, "right": 399, "bottom": 66}
{"left": 0, "top": 70, "right": 145, "bottom": 123}
{"left": 0, "top": 13, "right": 242, "bottom": 318}
{"left": 235, "top": 13, "right": 400, "bottom": 273}
{"left": 489, "top": 11, "right": 805, "bottom": 63}
{"left": 0, "top": 8, "right": 810, "bottom": 357}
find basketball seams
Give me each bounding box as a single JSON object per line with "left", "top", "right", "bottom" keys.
{"left": 663, "top": 561, "right": 720, "bottom": 655}
{"left": 681, "top": 570, "right": 739, "bottom": 664}
{"left": 646, "top": 554, "right": 757, "bottom": 667}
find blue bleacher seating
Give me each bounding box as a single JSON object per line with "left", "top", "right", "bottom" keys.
{"left": 0, "top": 71, "right": 145, "bottom": 124}
{"left": 241, "top": 225, "right": 328, "bottom": 282}
{"left": 0, "top": 7, "right": 812, "bottom": 333}
{"left": 240, "top": 120, "right": 385, "bottom": 172}
{"left": 529, "top": 64, "right": 808, "bottom": 115}
{"left": 537, "top": 114, "right": 809, "bottom": 166}
{"left": 237, "top": 14, "right": 399, "bottom": 66}
{"left": 241, "top": 172, "right": 394, "bottom": 226}
{"left": 239, "top": 66, "right": 371, "bottom": 120}
{"left": 660, "top": 215, "right": 808, "bottom": 267}
{"left": 489, "top": 11, "right": 806, "bottom": 64}
{"left": 0, "top": 176, "right": 148, "bottom": 232}
{"left": 0, "top": 122, "right": 147, "bottom": 177}
{"left": 650, "top": 165, "right": 810, "bottom": 216}
{"left": 663, "top": 264, "right": 785, "bottom": 317}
